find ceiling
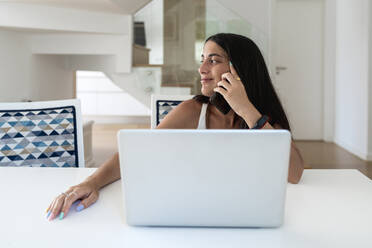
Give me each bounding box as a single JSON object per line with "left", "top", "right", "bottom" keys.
{"left": 4, "top": 0, "right": 152, "bottom": 14}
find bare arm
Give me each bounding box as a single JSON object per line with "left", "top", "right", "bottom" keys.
{"left": 287, "top": 142, "right": 304, "bottom": 184}
{"left": 241, "top": 106, "right": 304, "bottom": 183}
{"left": 85, "top": 152, "right": 121, "bottom": 190}
{"left": 238, "top": 102, "right": 304, "bottom": 184}
{"left": 214, "top": 67, "right": 304, "bottom": 183}
{"left": 46, "top": 101, "right": 200, "bottom": 220}
{"left": 263, "top": 122, "right": 304, "bottom": 184}
{"left": 86, "top": 99, "right": 200, "bottom": 188}
{"left": 46, "top": 152, "right": 122, "bottom": 220}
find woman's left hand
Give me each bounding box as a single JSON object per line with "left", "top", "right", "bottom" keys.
{"left": 213, "top": 64, "right": 253, "bottom": 118}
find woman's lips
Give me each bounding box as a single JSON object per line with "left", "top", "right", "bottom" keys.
{"left": 201, "top": 78, "right": 213, "bottom": 83}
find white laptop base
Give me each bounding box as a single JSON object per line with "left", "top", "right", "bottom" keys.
{"left": 117, "top": 130, "right": 291, "bottom": 228}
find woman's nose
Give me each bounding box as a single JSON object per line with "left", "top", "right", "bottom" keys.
{"left": 199, "top": 61, "right": 209, "bottom": 75}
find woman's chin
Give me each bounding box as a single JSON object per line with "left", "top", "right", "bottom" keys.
{"left": 201, "top": 88, "right": 213, "bottom": 97}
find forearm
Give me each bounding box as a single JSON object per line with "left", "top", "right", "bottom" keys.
{"left": 85, "top": 152, "right": 121, "bottom": 190}
{"left": 240, "top": 102, "right": 262, "bottom": 129}
{"left": 240, "top": 103, "right": 304, "bottom": 183}
{"left": 287, "top": 143, "right": 304, "bottom": 184}
{"left": 261, "top": 125, "right": 304, "bottom": 183}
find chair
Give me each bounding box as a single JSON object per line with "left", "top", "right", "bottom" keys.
{"left": 151, "top": 94, "right": 194, "bottom": 129}
{"left": 0, "top": 99, "right": 85, "bottom": 167}
{"left": 83, "top": 120, "right": 95, "bottom": 168}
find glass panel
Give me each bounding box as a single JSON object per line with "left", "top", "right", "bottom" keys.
{"left": 135, "top": 0, "right": 269, "bottom": 96}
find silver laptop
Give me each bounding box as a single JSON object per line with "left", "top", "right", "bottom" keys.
{"left": 117, "top": 129, "right": 291, "bottom": 227}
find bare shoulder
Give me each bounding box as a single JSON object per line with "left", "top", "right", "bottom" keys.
{"left": 156, "top": 99, "right": 203, "bottom": 129}
{"left": 176, "top": 98, "right": 202, "bottom": 115}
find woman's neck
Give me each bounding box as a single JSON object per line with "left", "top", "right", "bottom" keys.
{"left": 208, "top": 104, "right": 236, "bottom": 126}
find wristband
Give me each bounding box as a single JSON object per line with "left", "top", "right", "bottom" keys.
{"left": 251, "top": 115, "right": 270, "bottom": 129}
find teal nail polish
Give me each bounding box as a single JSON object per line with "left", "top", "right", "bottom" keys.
{"left": 46, "top": 211, "right": 51, "bottom": 219}
{"left": 76, "top": 205, "right": 84, "bottom": 212}
{"left": 229, "top": 61, "right": 232, "bottom": 66}
{"left": 59, "top": 212, "right": 64, "bottom": 220}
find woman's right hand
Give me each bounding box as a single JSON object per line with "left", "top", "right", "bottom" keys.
{"left": 45, "top": 179, "right": 100, "bottom": 221}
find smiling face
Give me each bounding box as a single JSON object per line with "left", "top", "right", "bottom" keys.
{"left": 199, "top": 41, "right": 230, "bottom": 97}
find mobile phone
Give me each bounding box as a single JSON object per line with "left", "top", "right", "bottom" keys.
{"left": 210, "top": 92, "right": 231, "bottom": 115}
{"left": 209, "top": 69, "right": 232, "bottom": 115}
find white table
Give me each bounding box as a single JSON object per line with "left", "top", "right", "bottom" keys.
{"left": 0, "top": 168, "right": 371, "bottom": 248}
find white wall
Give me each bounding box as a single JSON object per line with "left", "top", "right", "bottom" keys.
{"left": 0, "top": 3, "right": 131, "bottom": 34}
{"left": 30, "top": 55, "right": 74, "bottom": 101}
{"left": 0, "top": 29, "right": 74, "bottom": 102}
{"left": 369, "top": 1, "right": 372, "bottom": 160}
{"left": 334, "top": 0, "right": 370, "bottom": 160}
{"left": 0, "top": 29, "right": 30, "bottom": 102}
{"left": 76, "top": 71, "right": 150, "bottom": 116}
{"left": 323, "top": 0, "right": 336, "bottom": 142}
{"left": 31, "top": 33, "right": 132, "bottom": 73}
{"left": 273, "top": 0, "right": 324, "bottom": 140}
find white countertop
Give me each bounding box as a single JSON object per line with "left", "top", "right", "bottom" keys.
{"left": 0, "top": 168, "right": 371, "bottom": 248}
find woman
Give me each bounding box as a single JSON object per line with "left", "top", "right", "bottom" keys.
{"left": 46, "top": 33, "right": 304, "bottom": 221}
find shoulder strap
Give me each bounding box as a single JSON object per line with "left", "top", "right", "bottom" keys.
{"left": 197, "top": 103, "right": 208, "bottom": 129}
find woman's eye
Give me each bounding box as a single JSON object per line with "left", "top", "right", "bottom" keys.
{"left": 200, "top": 59, "right": 219, "bottom": 64}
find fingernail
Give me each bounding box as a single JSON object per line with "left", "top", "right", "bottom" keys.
{"left": 229, "top": 61, "right": 232, "bottom": 66}
{"left": 76, "top": 204, "right": 85, "bottom": 212}
{"left": 45, "top": 207, "right": 50, "bottom": 213}
{"left": 59, "top": 212, "right": 64, "bottom": 220}
{"left": 48, "top": 213, "right": 54, "bottom": 221}
{"left": 46, "top": 211, "right": 51, "bottom": 219}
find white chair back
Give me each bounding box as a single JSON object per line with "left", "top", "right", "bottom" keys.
{"left": 151, "top": 95, "right": 194, "bottom": 129}
{"left": 0, "top": 99, "right": 85, "bottom": 167}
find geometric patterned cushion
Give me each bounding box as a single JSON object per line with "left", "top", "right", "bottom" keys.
{"left": 156, "top": 100, "right": 183, "bottom": 126}
{"left": 0, "top": 106, "right": 79, "bottom": 167}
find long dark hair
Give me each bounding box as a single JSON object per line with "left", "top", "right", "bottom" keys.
{"left": 194, "top": 33, "right": 291, "bottom": 130}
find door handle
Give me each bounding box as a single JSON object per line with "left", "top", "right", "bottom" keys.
{"left": 275, "top": 66, "right": 287, "bottom": 75}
